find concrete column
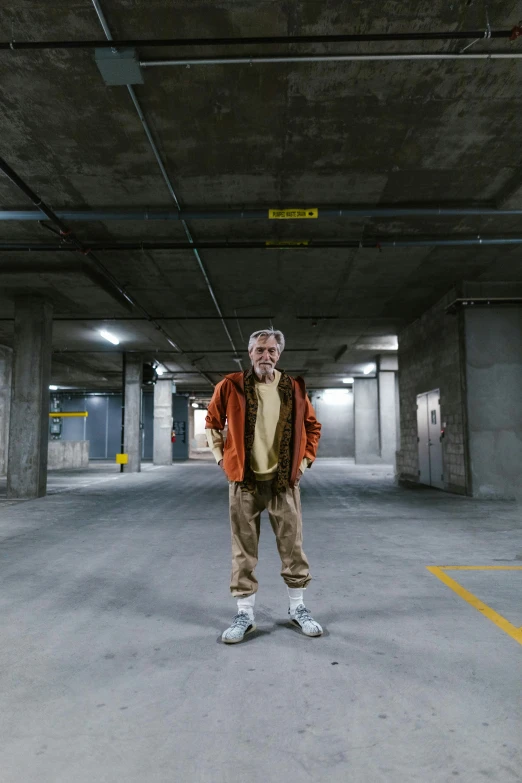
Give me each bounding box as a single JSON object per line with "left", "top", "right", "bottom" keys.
{"left": 7, "top": 298, "right": 53, "bottom": 498}
{"left": 378, "top": 355, "right": 399, "bottom": 466}
{"left": 0, "top": 345, "right": 13, "bottom": 477}
{"left": 378, "top": 371, "right": 397, "bottom": 464}
{"left": 354, "top": 378, "right": 380, "bottom": 464}
{"left": 464, "top": 307, "right": 522, "bottom": 499}
{"left": 153, "top": 378, "right": 173, "bottom": 465}
{"left": 123, "top": 354, "right": 142, "bottom": 473}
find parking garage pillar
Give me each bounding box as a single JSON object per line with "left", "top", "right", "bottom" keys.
{"left": 354, "top": 378, "right": 380, "bottom": 464}
{"left": 123, "top": 354, "right": 142, "bottom": 473}
{"left": 378, "top": 355, "right": 399, "bottom": 466}
{"left": 153, "top": 378, "right": 173, "bottom": 465}
{"left": 7, "top": 298, "right": 53, "bottom": 498}
{"left": 0, "top": 345, "right": 13, "bottom": 477}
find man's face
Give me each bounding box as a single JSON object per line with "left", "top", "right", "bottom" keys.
{"left": 249, "top": 335, "right": 280, "bottom": 378}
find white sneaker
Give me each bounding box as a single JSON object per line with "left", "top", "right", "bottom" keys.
{"left": 289, "top": 604, "right": 323, "bottom": 637}
{"left": 222, "top": 611, "right": 257, "bottom": 644}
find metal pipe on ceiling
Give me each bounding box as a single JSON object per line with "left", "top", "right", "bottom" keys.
{"left": 1, "top": 236, "right": 522, "bottom": 252}
{"left": 0, "top": 155, "right": 187, "bottom": 354}
{"left": 1, "top": 206, "right": 521, "bottom": 221}
{"left": 141, "top": 51, "right": 522, "bottom": 68}
{"left": 90, "top": 0, "right": 242, "bottom": 370}
{"left": 0, "top": 28, "right": 519, "bottom": 49}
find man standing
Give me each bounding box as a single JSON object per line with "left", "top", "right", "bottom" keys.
{"left": 205, "top": 329, "right": 322, "bottom": 644}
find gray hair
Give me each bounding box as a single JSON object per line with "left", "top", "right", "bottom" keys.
{"left": 248, "top": 329, "right": 285, "bottom": 354}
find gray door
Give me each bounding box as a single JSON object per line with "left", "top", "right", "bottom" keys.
{"left": 172, "top": 395, "right": 189, "bottom": 460}
{"left": 417, "top": 389, "right": 443, "bottom": 488}
{"left": 107, "top": 395, "right": 123, "bottom": 461}
{"left": 142, "top": 392, "right": 154, "bottom": 460}
{"left": 61, "top": 395, "right": 87, "bottom": 441}
{"left": 416, "top": 393, "right": 430, "bottom": 485}
{"left": 427, "top": 390, "right": 444, "bottom": 489}
{"left": 85, "top": 396, "right": 109, "bottom": 459}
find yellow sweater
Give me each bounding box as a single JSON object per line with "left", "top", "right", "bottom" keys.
{"left": 206, "top": 369, "right": 309, "bottom": 479}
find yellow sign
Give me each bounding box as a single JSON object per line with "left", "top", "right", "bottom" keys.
{"left": 268, "top": 208, "right": 318, "bottom": 220}
{"left": 265, "top": 240, "right": 310, "bottom": 248}
{"left": 48, "top": 412, "right": 88, "bottom": 418}
{"left": 116, "top": 453, "right": 128, "bottom": 465}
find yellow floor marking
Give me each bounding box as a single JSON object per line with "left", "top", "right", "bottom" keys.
{"left": 437, "top": 566, "right": 522, "bottom": 571}
{"left": 427, "top": 566, "right": 522, "bottom": 647}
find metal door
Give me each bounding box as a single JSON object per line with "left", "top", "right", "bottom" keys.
{"left": 85, "top": 396, "right": 109, "bottom": 459}
{"left": 417, "top": 389, "right": 443, "bottom": 488}
{"left": 172, "top": 395, "right": 189, "bottom": 460}
{"left": 107, "top": 395, "right": 123, "bottom": 461}
{"left": 416, "top": 394, "right": 430, "bottom": 485}
{"left": 141, "top": 392, "right": 154, "bottom": 460}
{"left": 427, "top": 390, "right": 444, "bottom": 489}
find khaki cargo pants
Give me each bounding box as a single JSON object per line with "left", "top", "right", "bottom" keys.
{"left": 228, "top": 479, "right": 312, "bottom": 597}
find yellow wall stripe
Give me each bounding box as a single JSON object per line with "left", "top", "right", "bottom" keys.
{"left": 427, "top": 566, "right": 522, "bottom": 646}
{"left": 49, "top": 412, "right": 88, "bottom": 418}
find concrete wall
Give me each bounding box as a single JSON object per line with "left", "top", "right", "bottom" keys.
{"left": 49, "top": 392, "right": 154, "bottom": 461}
{"left": 48, "top": 440, "right": 89, "bottom": 470}
{"left": 311, "top": 390, "right": 355, "bottom": 458}
{"left": 464, "top": 307, "right": 522, "bottom": 500}
{"left": 0, "top": 346, "right": 12, "bottom": 477}
{"left": 397, "top": 289, "right": 468, "bottom": 494}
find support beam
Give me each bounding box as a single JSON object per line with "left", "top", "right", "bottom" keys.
{"left": 0, "top": 345, "right": 12, "bottom": 477}
{"left": 153, "top": 379, "right": 173, "bottom": 466}
{"left": 123, "top": 354, "right": 142, "bottom": 473}
{"left": 7, "top": 298, "right": 53, "bottom": 498}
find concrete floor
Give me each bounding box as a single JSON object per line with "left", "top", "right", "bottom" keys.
{"left": 0, "top": 458, "right": 521, "bottom": 783}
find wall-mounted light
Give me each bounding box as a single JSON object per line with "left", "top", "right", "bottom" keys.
{"left": 99, "top": 329, "right": 120, "bottom": 345}
{"left": 363, "top": 364, "right": 375, "bottom": 375}
{"left": 155, "top": 363, "right": 165, "bottom": 376}
{"left": 342, "top": 377, "right": 354, "bottom": 384}
{"left": 192, "top": 402, "right": 199, "bottom": 409}
{"left": 49, "top": 385, "right": 58, "bottom": 391}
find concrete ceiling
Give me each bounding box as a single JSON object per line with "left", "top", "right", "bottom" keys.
{"left": 0, "top": 1, "right": 521, "bottom": 389}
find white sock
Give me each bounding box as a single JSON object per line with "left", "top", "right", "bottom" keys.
{"left": 288, "top": 587, "right": 305, "bottom": 615}
{"left": 237, "top": 594, "right": 255, "bottom": 620}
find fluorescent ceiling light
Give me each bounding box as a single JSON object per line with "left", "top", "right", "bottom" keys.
{"left": 191, "top": 402, "right": 199, "bottom": 408}
{"left": 363, "top": 364, "right": 375, "bottom": 375}
{"left": 342, "top": 377, "right": 354, "bottom": 384}
{"left": 99, "top": 329, "right": 120, "bottom": 345}
{"left": 49, "top": 385, "right": 58, "bottom": 390}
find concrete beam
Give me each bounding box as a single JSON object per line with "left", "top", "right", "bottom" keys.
{"left": 123, "top": 354, "right": 142, "bottom": 473}
{"left": 7, "top": 298, "right": 53, "bottom": 498}
{"left": 0, "top": 345, "right": 12, "bottom": 477}
{"left": 153, "top": 379, "right": 173, "bottom": 465}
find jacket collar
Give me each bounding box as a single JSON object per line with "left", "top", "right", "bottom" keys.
{"left": 224, "top": 368, "right": 306, "bottom": 399}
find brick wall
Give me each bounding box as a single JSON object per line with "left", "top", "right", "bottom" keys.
{"left": 396, "top": 289, "right": 468, "bottom": 495}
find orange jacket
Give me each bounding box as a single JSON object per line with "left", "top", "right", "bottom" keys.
{"left": 205, "top": 371, "right": 321, "bottom": 486}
